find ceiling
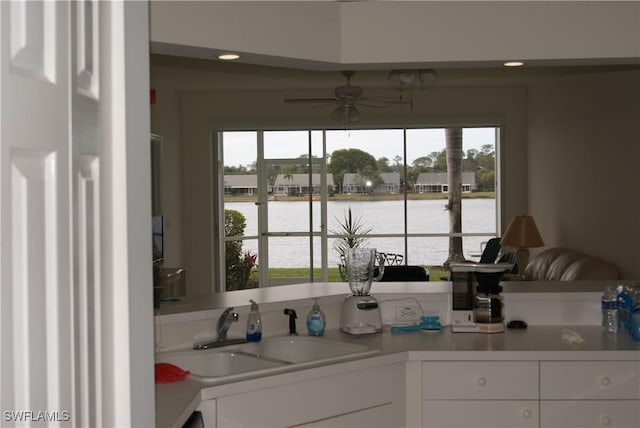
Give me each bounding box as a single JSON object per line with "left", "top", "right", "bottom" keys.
{"left": 150, "top": 53, "right": 640, "bottom": 93}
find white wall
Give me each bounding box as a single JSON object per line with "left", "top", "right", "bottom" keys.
{"left": 528, "top": 69, "right": 640, "bottom": 278}
{"left": 150, "top": 1, "right": 640, "bottom": 67}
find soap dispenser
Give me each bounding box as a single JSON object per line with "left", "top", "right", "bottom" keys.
{"left": 306, "top": 298, "right": 326, "bottom": 336}
{"left": 246, "top": 299, "right": 262, "bottom": 342}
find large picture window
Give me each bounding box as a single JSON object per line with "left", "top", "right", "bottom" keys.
{"left": 217, "top": 127, "right": 499, "bottom": 290}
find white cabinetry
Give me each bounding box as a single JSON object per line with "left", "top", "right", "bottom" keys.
{"left": 420, "top": 360, "right": 640, "bottom": 428}
{"left": 540, "top": 361, "right": 640, "bottom": 428}
{"left": 196, "top": 399, "right": 216, "bottom": 428}
{"left": 422, "top": 361, "right": 539, "bottom": 428}
{"left": 216, "top": 364, "right": 403, "bottom": 427}
{"left": 295, "top": 403, "right": 394, "bottom": 428}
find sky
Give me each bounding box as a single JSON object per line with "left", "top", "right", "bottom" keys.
{"left": 223, "top": 127, "right": 497, "bottom": 168}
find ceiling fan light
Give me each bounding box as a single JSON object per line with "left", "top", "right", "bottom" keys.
{"left": 418, "top": 69, "right": 437, "bottom": 84}
{"left": 389, "top": 70, "right": 417, "bottom": 85}
{"left": 389, "top": 69, "right": 437, "bottom": 86}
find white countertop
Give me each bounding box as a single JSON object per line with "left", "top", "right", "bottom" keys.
{"left": 155, "top": 325, "right": 640, "bottom": 427}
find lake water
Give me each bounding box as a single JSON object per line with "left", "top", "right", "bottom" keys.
{"left": 225, "top": 198, "right": 496, "bottom": 267}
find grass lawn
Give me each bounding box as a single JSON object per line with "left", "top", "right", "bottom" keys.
{"left": 267, "top": 266, "right": 449, "bottom": 282}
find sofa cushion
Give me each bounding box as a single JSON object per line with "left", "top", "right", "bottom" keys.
{"left": 525, "top": 247, "right": 619, "bottom": 281}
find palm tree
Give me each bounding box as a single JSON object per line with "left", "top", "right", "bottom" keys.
{"left": 444, "top": 127, "right": 466, "bottom": 266}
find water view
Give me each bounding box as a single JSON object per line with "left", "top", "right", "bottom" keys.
{"left": 226, "top": 198, "right": 496, "bottom": 268}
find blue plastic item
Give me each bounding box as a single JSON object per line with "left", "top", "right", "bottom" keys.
{"left": 390, "top": 324, "right": 421, "bottom": 333}
{"left": 390, "top": 316, "right": 442, "bottom": 333}
{"left": 420, "top": 315, "right": 442, "bottom": 330}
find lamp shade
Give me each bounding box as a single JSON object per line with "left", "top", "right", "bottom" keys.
{"left": 500, "top": 215, "right": 544, "bottom": 248}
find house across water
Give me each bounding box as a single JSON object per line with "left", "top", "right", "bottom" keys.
{"left": 414, "top": 172, "right": 477, "bottom": 193}
{"left": 224, "top": 174, "right": 258, "bottom": 195}
{"left": 342, "top": 172, "right": 401, "bottom": 194}
{"left": 273, "top": 173, "right": 335, "bottom": 195}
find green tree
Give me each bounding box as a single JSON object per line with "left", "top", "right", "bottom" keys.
{"left": 328, "top": 148, "right": 378, "bottom": 191}
{"left": 463, "top": 148, "right": 479, "bottom": 172}
{"left": 474, "top": 144, "right": 496, "bottom": 191}
{"left": 224, "top": 164, "right": 250, "bottom": 175}
{"left": 429, "top": 150, "right": 448, "bottom": 172}
{"left": 224, "top": 209, "right": 251, "bottom": 289}
{"left": 412, "top": 156, "right": 433, "bottom": 170}
{"left": 393, "top": 155, "right": 403, "bottom": 172}
{"left": 376, "top": 156, "right": 393, "bottom": 172}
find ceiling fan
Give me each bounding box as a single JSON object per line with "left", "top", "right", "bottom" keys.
{"left": 284, "top": 70, "right": 405, "bottom": 124}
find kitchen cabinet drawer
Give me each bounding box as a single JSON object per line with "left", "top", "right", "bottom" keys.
{"left": 296, "top": 403, "right": 394, "bottom": 428}
{"left": 540, "top": 361, "right": 640, "bottom": 399}
{"left": 217, "top": 364, "right": 403, "bottom": 427}
{"left": 540, "top": 400, "right": 640, "bottom": 428}
{"left": 422, "top": 361, "right": 538, "bottom": 400}
{"left": 423, "top": 400, "right": 538, "bottom": 428}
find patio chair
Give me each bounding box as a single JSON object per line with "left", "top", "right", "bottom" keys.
{"left": 379, "top": 265, "right": 430, "bottom": 282}
{"left": 478, "top": 237, "right": 502, "bottom": 264}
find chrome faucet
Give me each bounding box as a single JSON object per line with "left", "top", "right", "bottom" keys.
{"left": 217, "top": 307, "right": 239, "bottom": 342}
{"left": 193, "top": 307, "right": 244, "bottom": 350}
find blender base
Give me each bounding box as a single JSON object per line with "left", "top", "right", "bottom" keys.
{"left": 340, "top": 295, "right": 382, "bottom": 335}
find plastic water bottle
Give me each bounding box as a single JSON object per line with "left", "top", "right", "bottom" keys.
{"left": 601, "top": 286, "right": 618, "bottom": 333}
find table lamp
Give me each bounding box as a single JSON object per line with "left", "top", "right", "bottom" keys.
{"left": 500, "top": 215, "right": 544, "bottom": 271}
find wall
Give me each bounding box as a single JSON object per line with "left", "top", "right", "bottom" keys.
{"left": 151, "top": 73, "right": 529, "bottom": 294}
{"left": 150, "top": 1, "right": 640, "bottom": 67}
{"left": 528, "top": 69, "right": 640, "bottom": 278}
{"left": 150, "top": 75, "right": 184, "bottom": 268}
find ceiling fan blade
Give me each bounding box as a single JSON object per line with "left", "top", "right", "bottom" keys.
{"left": 330, "top": 104, "right": 360, "bottom": 123}
{"left": 284, "top": 98, "right": 337, "bottom": 104}
{"left": 329, "top": 105, "right": 346, "bottom": 122}
{"left": 355, "top": 100, "right": 391, "bottom": 109}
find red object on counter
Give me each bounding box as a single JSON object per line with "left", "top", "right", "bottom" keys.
{"left": 155, "top": 362, "right": 190, "bottom": 384}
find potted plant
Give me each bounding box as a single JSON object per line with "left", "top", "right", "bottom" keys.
{"left": 331, "top": 207, "right": 372, "bottom": 281}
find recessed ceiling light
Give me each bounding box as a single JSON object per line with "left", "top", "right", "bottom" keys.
{"left": 218, "top": 53, "right": 240, "bottom": 61}
{"left": 504, "top": 61, "right": 524, "bottom": 67}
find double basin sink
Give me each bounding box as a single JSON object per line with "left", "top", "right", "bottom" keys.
{"left": 156, "top": 336, "right": 378, "bottom": 382}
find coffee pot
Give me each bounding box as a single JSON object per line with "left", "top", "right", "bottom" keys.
{"left": 340, "top": 248, "right": 385, "bottom": 335}
{"left": 450, "top": 262, "right": 513, "bottom": 333}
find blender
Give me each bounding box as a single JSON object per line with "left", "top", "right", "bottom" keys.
{"left": 340, "top": 248, "right": 385, "bottom": 335}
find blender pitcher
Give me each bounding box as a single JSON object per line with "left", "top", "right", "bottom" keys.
{"left": 345, "top": 248, "right": 385, "bottom": 295}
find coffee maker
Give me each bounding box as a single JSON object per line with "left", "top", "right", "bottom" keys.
{"left": 340, "top": 248, "right": 385, "bottom": 335}
{"left": 450, "top": 262, "right": 513, "bottom": 333}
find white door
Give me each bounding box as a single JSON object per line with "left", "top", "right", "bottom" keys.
{"left": 0, "top": 1, "right": 153, "bottom": 427}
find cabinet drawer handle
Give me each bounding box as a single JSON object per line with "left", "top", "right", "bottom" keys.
{"left": 601, "top": 415, "right": 611, "bottom": 426}
{"left": 600, "top": 376, "right": 611, "bottom": 386}
{"left": 521, "top": 409, "right": 532, "bottom": 419}
{"left": 476, "top": 377, "right": 487, "bottom": 387}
